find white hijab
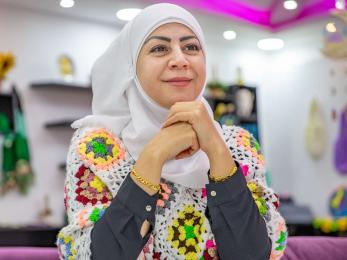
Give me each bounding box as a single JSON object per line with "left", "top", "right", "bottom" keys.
{"left": 72, "top": 3, "right": 223, "bottom": 188}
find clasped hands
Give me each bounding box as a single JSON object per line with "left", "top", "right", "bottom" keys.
{"left": 161, "top": 101, "right": 227, "bottom": 161}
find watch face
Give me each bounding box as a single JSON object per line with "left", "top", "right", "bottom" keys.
{"left": 58, "top": 55, "right": 75, "bottom": 80}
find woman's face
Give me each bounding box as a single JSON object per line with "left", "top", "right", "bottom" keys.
{"left": 136, "top": 22, "right": 206, "bottom": 109}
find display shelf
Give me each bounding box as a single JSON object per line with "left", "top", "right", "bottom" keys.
{"left": 0, "top": 226, "right": 61, "bottom": 247}
{"left": 205, "top": 84, "right": 260, "bottom": 141}
{"left": 44, "top": 119, "right": 75, "bottom": 129}
{"left": 30, "top": 81, "right": 91, "bottom": 92}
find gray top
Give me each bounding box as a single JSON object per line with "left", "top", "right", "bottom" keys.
{"left": 91, "top": 165, "right": 271, "bottom": 260}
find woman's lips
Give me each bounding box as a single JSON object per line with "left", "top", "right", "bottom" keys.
{"left": 166, "top": 80, "right": 191, "bottom": 87}
{"left": 164, "top": 77, "right": 192, "bottom": 87}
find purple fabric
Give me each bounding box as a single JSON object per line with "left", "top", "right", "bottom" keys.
{"left": 334, "top": 111, "right": 347, "bottom": 174}
{"left": 0, "top": 247, "right": 59, "bottom": 260}
{"left": 1, "top": 237, "right": 347, "bottom": 260}
{"left": 282, "top": 236, "right": 347, "bottom": 260}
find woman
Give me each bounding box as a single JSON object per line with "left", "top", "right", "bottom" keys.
{"left": 57, "top": 3, "right": 287, "bottom": 260}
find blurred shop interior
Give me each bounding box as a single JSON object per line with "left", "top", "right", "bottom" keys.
{"left": 0, "top": 0, "right": 347, "bottom": 252}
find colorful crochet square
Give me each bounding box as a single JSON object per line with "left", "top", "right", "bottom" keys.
{"left": 167, "top": 204, "right": 206, "bottom": 260}
{"left": 236, "top": 129, "right": 264, "bottom": 166}
{"left": 57, "top": 233, "right": 76, "bottom": 260}
{"left": 77, "top": 205, "right": 108, "bottom": 228}
{"left": 247, "top": 181, "right": 268, "bottom": 217}
{"left": 269, "top": 221, "right": 287, "bottom": 260}
{"left": 77, "top": 128, "right": 125, "bottom": 170}
{"left": 75, "top": 165, "right": 113, "bottom": 206}
{"left": 157, "top": 182, "right": 178, "bottom": 216}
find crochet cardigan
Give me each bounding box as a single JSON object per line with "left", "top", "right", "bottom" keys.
{"left": 57, "top": 125, "right": 287, "bottom": 260}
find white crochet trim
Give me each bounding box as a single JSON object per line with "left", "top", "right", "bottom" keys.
{"left": 57, "top": 125, "right": 287, "bottom": 260}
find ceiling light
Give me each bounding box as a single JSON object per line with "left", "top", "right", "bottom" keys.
{"left": 335, "top": 0, "right": 346, "bottom": 10}
{"left": 326, "top": 23, "right": 337, "bottom": 33}
{"left": 116, "top": 8, "right": 142, "bottom": 21}
{"left": 257, "top": 38, "right": 284, "bottom": 51}
{"left": 283, "top": 0, "right": 298, "bottom": 10}
{"left": 223, "top": 31, "right": 237, "bottom": 40}
{"left": 60, "top": 0, "right": 75, "bottom": 8}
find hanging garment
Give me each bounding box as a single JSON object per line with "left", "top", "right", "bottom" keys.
{"left": 12, "top": 86, "right": 34, "bottom": 194}
{"left": 305, "top": 99, "right": 327, "bottom": 160}
{"left": 0, "top": 87, "right": 34, "bottom": 194}
{"left": 334, "top": 107, "right": 347, "bottom": 174}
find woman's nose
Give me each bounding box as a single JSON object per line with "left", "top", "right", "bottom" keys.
{"left": 168, "top": 48, "right": 189, "bottom": 69}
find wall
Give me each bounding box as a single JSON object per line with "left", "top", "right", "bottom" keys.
{"left": 207, "top": 18, "right": 347, "bottom": 217}
{"left": 0, "top": 4, "right": 119, "bottom": 226}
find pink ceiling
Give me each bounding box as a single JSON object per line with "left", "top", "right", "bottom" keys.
{"left": 152, "top": 0, "right": 337, "bottom": 31}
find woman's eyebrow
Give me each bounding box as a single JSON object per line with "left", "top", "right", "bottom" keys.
{"left": 144, "top": 35, "right": 198, "bottom": 45}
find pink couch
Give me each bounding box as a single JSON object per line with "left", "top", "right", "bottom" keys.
{"left": 0, "top": 247, "right": 59, "bottom": 260}
{"left": 282, "top": 236, "right": 347, "bottom": 260}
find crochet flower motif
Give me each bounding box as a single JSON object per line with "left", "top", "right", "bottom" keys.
{"left": 57, "top": 233, "right": 76, "bottom": 260}
{"left": 77, "top": 128, "right": 125, "bottom": 170}
{"left": 77, "top": 205, "right": 108, "bottom": 228}
{"left": 201, "top": 188, "right": 207, "bottom": 198}
{"left": 75, "top": 165, "right": 113, "bottom": 206}
{"left": 235, "top": 129, "right": 264, "bottom": 166}
{"left": 142, "top": 235, "right": 154, "bottom": 254}
{"left": 157, "top": 182, "right": 177, "bottom": 215}
{"left": 247, "top": 181, "right": 268, "bottom": 217}
{"left": 202, "top": 239, "right": 219, "bottom": 260}
{"left": 270, "top": 221, "right": 287, "bottom": 259}
{"left": 167, "top": 204, "right": 206, "bottom": 260}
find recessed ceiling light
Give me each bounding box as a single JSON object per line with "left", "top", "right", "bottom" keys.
{"left": 223, "top": 31, "right": 237, "bottom": 40}
{"left": 283, "top": 0, "right": 298, "bottom": 10}
{"left": 60, "top": 0, "right": 75, "bottom": 8}
{"left": 335, "top": 0, "right": 346, "bottom": 10}
{"left": 116, "top": 8, "right": 142, "bottom": 21}
{"left": 257, "top": 38, "right": 284, "bottom": 51}
{"left": 326, "top": 23, "right": 337, "bottom": 33}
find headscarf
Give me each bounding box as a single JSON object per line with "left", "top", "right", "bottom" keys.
{"left": 72, "top": 3, "right": 223, "bottom": 188}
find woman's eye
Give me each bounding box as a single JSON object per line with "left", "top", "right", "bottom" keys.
{"left": 184, "top": 44, "right": 200, "bottom": 52}
{"left": 150, "top": 45, "right": 168, "bottom": 53}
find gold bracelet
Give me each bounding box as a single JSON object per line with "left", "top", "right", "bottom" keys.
{"left": 131, "top": 168, "right": 161, "bottom": 193}
{"left": 209, "top": 165, "right": 238, "bottom": 183}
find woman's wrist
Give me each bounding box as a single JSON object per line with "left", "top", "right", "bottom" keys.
{"left": 132, "top": 147, "right": 163, "bottom": 195}
{"left": 207, "top": 141, "right": 236, "bottom": 180}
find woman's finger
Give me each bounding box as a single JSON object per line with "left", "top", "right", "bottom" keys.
{"left": 165, "top": 101, "right": 199, "bottom": 121}
{"left": 162, "top": 112, "right": 194, "bottom": 128}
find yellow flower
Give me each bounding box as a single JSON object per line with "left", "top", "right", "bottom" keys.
{"left": 178, "top": 226, "right": 185, "bottom": 234}
{"left": 90, "top": 176, "right": 105, "bottom": 192}
{"left": 0, "top": 52, "right": 15, "bottom": 80}
{"left": 186, "top": 238, "right": 196, "bottom": 246}
{"left": 185, "top": 252, "right": 198, "bottom": 260}
{"left": 247, "top": 182, "right": 257, "bottom": 192}
{"left": 185, "top": 205, "right": 194, "bottom": 213}
{"left": 167, "top": 228, "right": 174, "bottom": 241}
{"left": 336, "top": 218, "right": 347, "bottom": 232}
{"left": 321, "top": 218, "right": 333, "bottom": 233}
{"left": 178, "top": 247, "right": 186, "bottom": 255}
{"left": 172, "top": 240, "right": 179, "bottom": 248}
{"left": 179, "top": 233, "right": 186, "bottom": 241}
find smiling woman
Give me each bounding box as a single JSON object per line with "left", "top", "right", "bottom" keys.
{"left": 136, "top": 23, "right": 206, "bottom": 108}
{"left": 57, "top": 3, "right": 287, "bottom": 260}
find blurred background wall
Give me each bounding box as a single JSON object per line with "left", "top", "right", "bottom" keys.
{"left": 0, "top": 0, "right": 346, "bottom": 230}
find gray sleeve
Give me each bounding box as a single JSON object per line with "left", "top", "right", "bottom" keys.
{"left": 91, "top": 174, "right": 159, "bottom": 260}
{"left": 205, "top": 165, "right": 272, "bottom": 260}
